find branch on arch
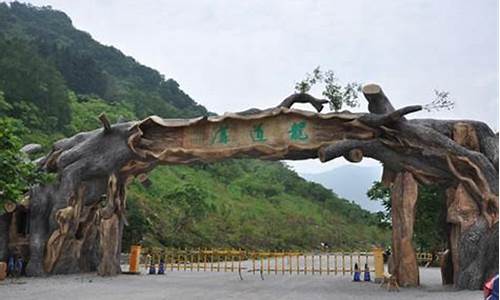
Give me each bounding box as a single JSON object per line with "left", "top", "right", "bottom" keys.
{"left": 317, "top": 139, "right": 451, "bottom": 184}
{"left": 362, "top": 83, "right": 396, "bottom": 114}
{"left": 357, "top": 105, "right": 422, "bottom": 127}
{"left": 277, "top": 93, "right": 329, "bottom": 112}
{"left": 98, "top": 113, "right": 111, "bottom": 132}
{"left": 235, "top": 93, "right": 329, "bottom": 116}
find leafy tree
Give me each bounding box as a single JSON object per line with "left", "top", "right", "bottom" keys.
{"left": 295, "top": 67, "right": 361, "bottom": 112}
{"left": 0, "top": 116, "right": 52, "bottom": 212}
{"left": 0, "top": 38, "right": 71, "bottom": 131}
{"left": 0, "top": 90, "right": 11, "bottom": 113}
{"left": 295, "top": 67, "right": 453, "bottom": 113}
{"left": 167, "top": 183, "right": 211, "bottom": 236}
{"left": 367, "top": 181, "right": 391, "bottom": 210}
{"left": 66, "top": 92, "right": 136, "bottom": 133}
{"left": 294, "top": 66, "right": 323, "bottom": 93}
{"left": 51, "top": 45, "right": 110, "bottom": 97}
{"left": 121, "top": 196, "right": 150, "bottom": 250}
{"left": 423, "top": 90, "right": 455, "bottom": 112}
{"left": 367, "top": 181, "right": 447, "bottom": 251}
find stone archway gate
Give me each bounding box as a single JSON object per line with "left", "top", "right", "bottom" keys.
{"left": 2, "top": 84, "right": 497, "bottom": 290}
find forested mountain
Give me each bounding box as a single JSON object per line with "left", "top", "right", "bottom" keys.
{"left": 0, "top": 2, "right": 206, "bottom": 135}
{"left": 0, "top": 2, "right": 389, "bottom": 250}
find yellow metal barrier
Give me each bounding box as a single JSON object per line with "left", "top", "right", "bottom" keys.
{"left": 139, "top": 248, "right": 380, "bottom": 278}
{"left": 372, "top": 247, "right": 384, "bottom": 283}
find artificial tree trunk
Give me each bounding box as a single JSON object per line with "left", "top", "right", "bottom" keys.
{"left": 11, "top": 84, "right": 496, "bottom": 290}
{"left": 438, "top": 120, "right": 496, "bottom": 288}
{"left": 390, "top": 171, "right": 419, "bottom": 287}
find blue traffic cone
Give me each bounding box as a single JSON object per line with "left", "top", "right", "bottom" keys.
{"left": 363, "top": 263, "right": 371, "bottom": 282}
{"left": 353, "top": 263, "right": 361, "bottom": 282}
{"left": 15, "top": 257, "right": 24, "bottom": 276}
{"left": 158, "top": 259, "right": 165, "bottom": 275}
{"left": 149, "top": 261, "right": 156, "bottom": 275}
{"left": 7, "top": 256, "right": 15, "bottom": 276}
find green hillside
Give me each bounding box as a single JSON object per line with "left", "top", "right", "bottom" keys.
{"left": 125, "top": 160, "right": 388, "bottom": 250}
{"left": 0, "top": 2, "right": 389, "bottom": 250}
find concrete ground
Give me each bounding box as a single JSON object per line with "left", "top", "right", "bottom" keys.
{"left": 0, "top": 267, "right": 481, "bottom": 300}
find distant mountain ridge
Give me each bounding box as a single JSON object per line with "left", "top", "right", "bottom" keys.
{"left": 301, "top": 165, "right": 385, "bottom": 212}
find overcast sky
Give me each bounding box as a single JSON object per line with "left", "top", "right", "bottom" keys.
{"left": 20, "top": 0, "right": 499, "bottom": 173}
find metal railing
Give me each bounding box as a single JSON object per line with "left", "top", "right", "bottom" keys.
{"left": 125, "top": 247, "right": 386, "bottom": 280}
{"left": 416, "top": 252, "right": 434, "bottom": 266}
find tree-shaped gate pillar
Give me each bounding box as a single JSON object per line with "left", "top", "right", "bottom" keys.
{"left": 388, "top": 171, "right": 419, "bottom": 287}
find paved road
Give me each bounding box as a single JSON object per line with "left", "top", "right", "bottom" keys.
{"left": 0, "top": 267, "right": 482, "bottom": 300}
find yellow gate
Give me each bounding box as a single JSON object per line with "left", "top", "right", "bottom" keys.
{"left": 130, "top": 247, "right": 386, "bottom": 281}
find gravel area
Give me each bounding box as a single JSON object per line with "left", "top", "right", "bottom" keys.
{"left": 0, "top": 267, "right": 481, "bottom": 300}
